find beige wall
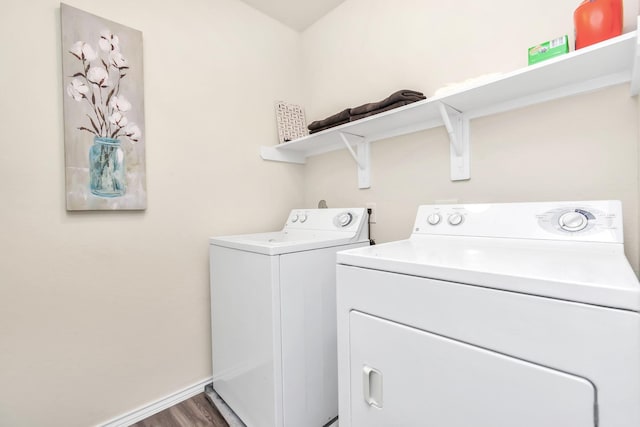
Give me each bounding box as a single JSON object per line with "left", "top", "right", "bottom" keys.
{"left": 0, "top": 1, "right": 304, "bottom": 426}
{"left": 302, "top": 0, "right": 639, "bottom": 117}
{"left": 2, "top": 1, "right": 639, "bottom": 426}
{"left": 301, "top": 0, "right": 640, "bottom": 271}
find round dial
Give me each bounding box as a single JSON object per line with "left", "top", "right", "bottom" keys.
{"left": 337, "top": 212, "right": 353, "bottom": 227}
{"left": 299, "top": 213, "right": 308, "bottom": 223}
{"left": 448, "top": 213, "right": 464, "bottom": 226}
{"left": 427, "top": 213, "right": 441, "bottom": 225}
{"left": 559, "top": 211, "right": 588, "bottom": 232}
{"left": 291, "top": 214, "right": 299, "bottom": 223}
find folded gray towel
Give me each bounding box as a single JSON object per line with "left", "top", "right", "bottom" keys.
{"left": 309, "top": 118, "right": 350, "bottom": 134}
{"left": 308, "top": 108, "right": 351, "bottom": 131}
{"left": 305, "top": 89, "right": 426, "bottom": 134}
{"left": 350, "top": 90, "right": 426, "bottom": 116}
{"left": 349, "top": 99, "right": 417, "bottom": 121}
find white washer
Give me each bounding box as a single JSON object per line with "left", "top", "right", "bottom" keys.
{"left": 336, "top": 201, "right": 640, "bottom": 427}
{"left": 210, "top": 208, "right": 369, "bottom": 427}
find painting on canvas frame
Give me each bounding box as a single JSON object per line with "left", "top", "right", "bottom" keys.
{"left": 61, "top": 3, "right": 146, "bottom": 210}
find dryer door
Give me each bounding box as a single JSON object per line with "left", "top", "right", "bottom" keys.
{"left": 349, "top": 311, "right": 597, "bottom": 427}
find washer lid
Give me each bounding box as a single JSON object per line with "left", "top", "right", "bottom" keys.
{"left": 211, "top": 229, "right": 365, "bottom": 255}
{"left": 337, "top": 235, "right": 640, "bottom": 311}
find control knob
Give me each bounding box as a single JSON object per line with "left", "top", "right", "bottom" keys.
{"left": 448, "top": 213, "right": 464, "bottom": 226}
{"left": 299, "top": 213, "right": 308, "bottom": 223}
{"left": 337, "top": 212, "right": 353, "bottom": 227}
{"left": 427, "top": 213, "right": 441, "bottom": 225}
{"left": 291, "top": 214, "right": 299, "bottom": 223}
{"left": 559, "top": 211, "right": 588, "bottom": 232}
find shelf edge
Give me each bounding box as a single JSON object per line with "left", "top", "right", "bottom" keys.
{"left": 260, "top": 146, "right": 306, "bottom": 164}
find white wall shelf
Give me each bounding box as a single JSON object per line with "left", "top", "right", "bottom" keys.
{"left": 261, "top": 29, "right": 640, "bottom": 189}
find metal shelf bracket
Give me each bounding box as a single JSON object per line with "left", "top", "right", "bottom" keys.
{"left": 438, "top": 102, "right": 470, "bottom": 181}
{"left": 339, "top": 132, "right": 371, "bottom": 189}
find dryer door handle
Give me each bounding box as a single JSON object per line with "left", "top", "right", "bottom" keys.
{"left": 363, "top": 365, "right": 383, "bottom": 408}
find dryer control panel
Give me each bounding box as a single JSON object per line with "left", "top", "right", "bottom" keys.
{"left": 413, "top": 200, "right": 623, "bottom": 243}
{"left": 536, "top": 206, "right": 616, "bottom": 236}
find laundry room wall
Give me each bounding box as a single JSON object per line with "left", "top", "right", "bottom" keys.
{"left": 300, "top": 0, "right": 640, "bottom": 272}
{"left": 0, "top": 1, "right": 304, "bottom": 426}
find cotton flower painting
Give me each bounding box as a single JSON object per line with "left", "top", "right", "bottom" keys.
{"left": 61, "top": 4, "right": 146, "bottom": 210}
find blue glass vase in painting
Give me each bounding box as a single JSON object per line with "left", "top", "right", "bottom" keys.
{"left": 89, "top": 136, "right": 126, "bottom": 197}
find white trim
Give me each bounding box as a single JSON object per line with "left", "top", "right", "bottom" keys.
{"left": 99, "top": 377, "right": 213, "bottom": 427}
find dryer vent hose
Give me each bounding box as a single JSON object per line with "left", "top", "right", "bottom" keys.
{"left": 367, "top": 208, "right": 376, "bottom": 245}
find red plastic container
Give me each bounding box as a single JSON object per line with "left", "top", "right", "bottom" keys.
{"left": 574, "top": 0, "right": 623, "bottom": 49}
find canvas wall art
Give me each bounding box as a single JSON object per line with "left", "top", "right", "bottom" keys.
{"left": 61, "top": 3, "right": 146, "bottom": 210}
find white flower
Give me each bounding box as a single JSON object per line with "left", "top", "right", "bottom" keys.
{"left": 69, "top": 41, "right": 97, "bottom": 61}
{"left": 124, "top": 123, "right": 141, "bottom": 142}
{"left": 86, "top": 66, "right": 110, "bottom": 87}
{"left": 66, "top": 79, "right": 89, "bottom": 101}
{"left": 109, "top": 111, "right": 128, "bottom": 128}
{"left": 110, "top": 95, "right": 131, "bottom": 112}
{"left": 109, "top": 51, "right": 128, "bottom": 69}
{"left": 99, "top": 30, "right": 119, "bottom": 52}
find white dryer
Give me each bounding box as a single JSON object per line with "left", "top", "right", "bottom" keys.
{"left": 210, "top": 208, "right": 369, "bottom": 427}
{"left": 336, "top": 201, "right": 640, "bottom": 427}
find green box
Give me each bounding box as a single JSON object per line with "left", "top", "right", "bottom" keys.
{"left": 528, "top": 35, "right": 569, "bottom": 65}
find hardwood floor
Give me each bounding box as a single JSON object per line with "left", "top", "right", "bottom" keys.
{"left": 131, "top": 393, "right": 229, "bottom": 427}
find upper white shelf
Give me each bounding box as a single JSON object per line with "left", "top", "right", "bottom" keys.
{"left": 261, "top": 29, "right": 640, "bottom": 187}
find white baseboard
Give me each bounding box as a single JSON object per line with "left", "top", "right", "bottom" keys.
{"left": 99, "top": 377, "right": 213, "bottom": 427}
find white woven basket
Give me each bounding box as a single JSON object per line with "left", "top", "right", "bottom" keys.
{"left": 275, "top": 101, "right": 308, "bottom": 143}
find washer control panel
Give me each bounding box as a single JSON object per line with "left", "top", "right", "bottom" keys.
{"left": 413, "top": 201, "right": 623, "bottom": 243}
{"left": 284, "top": 208, "right": 366, "bottom": 232}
